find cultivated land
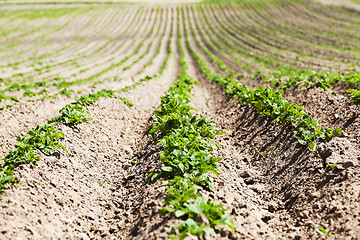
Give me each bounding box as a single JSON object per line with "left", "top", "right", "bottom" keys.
{"left": 0, "top": 0, "right": 359, "bottom": 239}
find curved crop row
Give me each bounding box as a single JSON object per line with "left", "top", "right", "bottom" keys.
{"left": 0, "top": 7, "right": 176, "bottom": 193}
{"left": 183, "top": 4, "right": 341, "bottom": 150}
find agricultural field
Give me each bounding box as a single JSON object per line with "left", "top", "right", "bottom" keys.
{"left": 0, "top": 0, "right": 360, "bottom": 239}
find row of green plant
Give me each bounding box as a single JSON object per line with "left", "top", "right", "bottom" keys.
{"left": 0, "top": 88, "right": 117, "bottom": 195}
{"left": 217, "top": 2, "right": 324, "bottom": 70}
{"left": 0, "top": 81, "right": 75, "bottom": 111}
{"left": 187, "top": 4, "right": 306, "bottom": 85}
{"left": 0, "top": 26, "right": 175, "bottom": 194}
{"left": 0, "top": 42, "right": 75, "bottom": 70}
{"left": 0, "top": 16, "right": 80, "bottom": 70}
{"left": 199, "top": 1, "right": 360, "bottom": 82}
{"left": 234, "top": 0, "right": 360, "bottom": 58}
{"left": 123, "top": 7, "right": 161, "bottom": 71}
{"left": 76, "top": 7, "right": 159, "bottom": 84}
{"left": 184, "top": 6, "right": 237, "bottom": 77}
{"left": 270, "top": 71, "right": 360, "bottom": 90}
{"left": 0, "top": 7, "right": 83, "bottom": 20}
{"left": 50, "top": 8, "right": 155, "bottom": 84}
{"left": 190, "top": 5, "right": 253, "bottom": 74}
{"left": 3, "top": 7, "right": 93, "bottom": 47}
{"left": 0, "top": 8, "right": 159, "bottom": 110}
{"left": 145, "top": 9, "right": 234, "bottom": 239}
{"left": 324, "top": 1, "right": 360, "bottom": 21}
{"left": 225, "top": 2, "right": 354, "bottom": 71}
{"left": 207, "top": 3, "right": 304, "bottom": 71}
{"left": 200, "top": 3, "right": 279, "bottom": 72}
{"left": 182, "top": 6, "right": 341, "bottom": 150}
{"left": 0, "top": 8, "right": 174, "bottom": 112}
{"left": 348, "top": 89, "right": 360, "bottom": 105}
{"left": 189, "top": 4, "right": 360, "bottom": 105}
{"left": 214, "top": 2, "right": 359, "bottom": 69}
{"left": 267, "top": 71, "right": 360, "bottom": 109}
{"left": 0, "top": 123, "right": 65, "bottom": 195}
{"left": 296, "top": 0, "right": 360, "bottom": 28}
{"left": 252, "top": 1, "right": 360, "bottom": 52}
{"left": 137, "top": 9, "right": 170, "bottom": 75}
{"left": 0, "top": 7, "right": 143, "bottom": 93}
{"left": 22, "top": 8, "right": 133, "bottom": 77}
{"left": 201, "top": 3, "right": 311, "bottom": 75}
{"left": 66, "top": 7, "right": 144, "bottom": 76}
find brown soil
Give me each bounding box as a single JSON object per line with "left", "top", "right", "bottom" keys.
{"left": 0, "top": 29, "right": 179, "bottom": 239}
{"left": 1, "top": 1, "right": 360, "bottom": 240}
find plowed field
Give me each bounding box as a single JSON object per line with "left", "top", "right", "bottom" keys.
{"left": 0, "top": 0, "right": 359, "bottom": 239}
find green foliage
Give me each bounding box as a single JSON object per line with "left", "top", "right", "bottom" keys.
{"left": 160, "top": 177, "right": 234, "bottom": 239}
{"left": 16, "top": 124, "right": 66, "bottom": 156}
{"left": 51, "top": 104, "right": 90, "bottom": 126}
{"left": 273, "top": 72, "right": 350, "bottom": 92}
{"left": 51, "top": 89, "right": 115, "bottom": 126}
{"left": 147, "top": 10, "right": 233, "bottom": 239}
{"left": 256, "top": 147, "right": 275, "bottom": 158}
{"left": 23, "top": 89, "right": 48, "bottom": 98}
{"left": 185, "top": 19, "right": 341, "bottom": 148}
{"left": 347, "top": 89, "right": 360, "bottom": 105}
{"left": 316, "top": 225, "right": 332, "bottom": 239}
{"left": 59, "top": 88, "right": 72, "bottom": 97}
{"left": 0, "top": 124, "right": 65, "bottom": 194}
{"left": 119, "top": 76, "right": 154, "bottom": 92}
{"left": 328, "top": 160, "right": 339, "bottom": 170}
{"left": 9, "top": 96, "right": 19, "bottom": 102}
{"left": 119, "top": 97, "right": 134, "bottom": 107}
{"left": 315, "top": 78, "right": 333, "bottom": 90}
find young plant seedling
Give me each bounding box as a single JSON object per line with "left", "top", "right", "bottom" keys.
{"left": 328, "top": 160, "right": 339, "bottom": 170}
{"left": 131, "top": 159, "right": 138, "bottom": 165}
{"left": 256, "top": 147, "right": 275, "bottom": 159}
{"left": 98, "top": 179, "right": 107, "bottom": 187}
{"left": 316, "top": 225, "right": 332, "bottom": 239}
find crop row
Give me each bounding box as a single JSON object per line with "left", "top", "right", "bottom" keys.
{"left": 0, "top": 7, "right": 173, "bottom": 110}
{"left": 145, "top": 7, "right": 233, "bottom": 239}
{"left": 1, "top": 2, "right": 359, "bottom": 112}
{"left": 186, "top": 3, "right": 360, "bottom": 105}
{"left": 204, "top": 2, "right": 360, "bottom": 73}
{"left": 0, "top": 8, "right": 132, "bottom": 84}
{"left": 182, "top": 5, "right": 341, "bottom": 150}
{"left": 0, "top": 27, "right": 174, "bottom": 194}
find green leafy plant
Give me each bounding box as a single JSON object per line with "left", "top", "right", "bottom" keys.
{"left": 328, "top": 160, "right": 339, "bottom": 170}
{"left": 0, "top": 123, "right": 65, "bottom": 194}
{"left": 316, "top": 225, "right": 332, "bottom": 239}
{"left": 160, "top": 177, "right": 234, "bottom": 240}
{"left": 50, "top": 104, "right": 90, "bottom": 126}
{"left": 59, "top": 88, "right": 72, "bottom": 97}
{"left": 347, "top": 89, "right": 360, "bottom": 105}
{"left": 146, "top": 11, "right": 234, "bottom": 239}
{"left": 184, "top": 15, "right": 341, "bottom": 148}
{"left": 16, "top": 124, "right": 66, "bottom": 155}
{"left": 9, "top": 96, "right": 19, "bottom": 102}
{"left": 256, "top": 147, "right": 275, "bottom": 158}
{"left": 98, "top": 179, "right": 107, "bottom": 187}
{"left": 119, "top": 97, "right": 134, "bottom": 107}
